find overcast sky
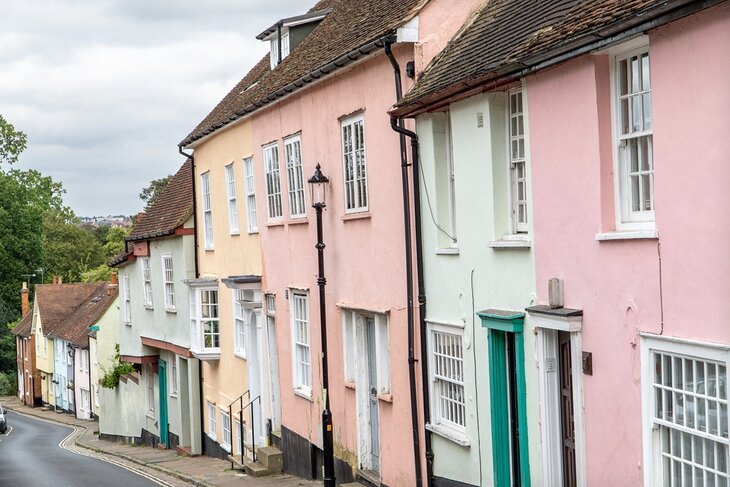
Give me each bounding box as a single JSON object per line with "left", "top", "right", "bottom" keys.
{"left": 0, "top": 0, "right": 315, "bottom": 217}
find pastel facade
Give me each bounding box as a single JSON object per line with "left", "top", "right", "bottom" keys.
{"left": 52, "top": 337, "right": 75, "bottom": 413}
{"left": 414, "top": 90, "right": 542, "bottom": 486}
{"left": 32, "top": 300, "right": 55, "bottom": 408}
{"left": 12, "top": 284, "right": 41, "bottom": 407}
{"left": 186, "top": 115, "right": 265, "bottom": 460}
{"left": 90, "top": 295, "right": 119, "bottom": 419}
{"left": 525, "top": 5, "right": 730, "bottom": 485}
{"left": 109, "top": 159, "right": 201, "bottom": 454}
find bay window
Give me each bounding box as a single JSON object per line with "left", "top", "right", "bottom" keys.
{"left": 189, "top": 287, "right": 220, "bottom": 360}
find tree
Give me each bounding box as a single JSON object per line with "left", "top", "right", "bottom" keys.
{"left": 42, "top": 212, "right": 105, "bottom": 283}
{"left": 0, "top": 115, "right": 27, "bottom": 166}
{"left": 140, "top": 174, "right": 172, "bottom": 210}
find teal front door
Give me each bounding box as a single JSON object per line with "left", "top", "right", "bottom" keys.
{"left": 158, "top": 359, "right": 169, "bottom": 447}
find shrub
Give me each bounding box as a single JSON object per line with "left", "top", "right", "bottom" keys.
{"left": 100, "top": 345, "right": 135, "bottom": 389}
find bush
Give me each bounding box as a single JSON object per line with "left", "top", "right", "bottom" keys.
{"left": 100, "top": 345, "right": 135, "bottom": 389}
{"left": 0, "top": 370, "right": 17, "bottom": 396}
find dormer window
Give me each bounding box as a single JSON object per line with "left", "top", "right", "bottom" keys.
{"left": 258, "top": 8, "right": 332, "bottom": 71}
{"left": 270, "top": 31, "right": 290, "bottom": 69}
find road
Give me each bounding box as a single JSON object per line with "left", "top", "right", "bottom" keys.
{"left": 0, "top": 410, "right": 161, "bottom": 487}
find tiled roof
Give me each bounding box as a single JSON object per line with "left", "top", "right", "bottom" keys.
{"left": 394, "top": 0, "right": 715, "bottom": 115}
{"left": 127, "top": 158, "right": 193, "bottom": 241}
{"left": 11, "top": 312, "right": 32, "bottom": 337}
{"left": 181, "top": 0, "right": 422, "bottom": 147}
{"left": 52, "top": 283, "right": 118, "bottom": 348}
{"left": 35, "top": 283, "right": 107, "bottom": 338}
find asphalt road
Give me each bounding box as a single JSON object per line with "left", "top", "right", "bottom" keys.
{"left": 0, "top": 410, "right": 160, "bottom": 487}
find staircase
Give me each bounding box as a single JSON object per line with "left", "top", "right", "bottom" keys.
{"left": 228, "top": 445, "right": 283, "bottom": 477}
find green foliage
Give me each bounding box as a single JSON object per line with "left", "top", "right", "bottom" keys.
{"left": 0, "top": 115, "right": 27, "bottom": 166}
{"left": 0, "top": 370, "right": 16, "bottom": 396}
{"left": 100, "top": 345, "right": 135, "bottom": 389}
{"left": 81, "top": 264, "right": 113, "bottom": 283}
{"left": 42, "top": 211, "right": 105, "bottom": 283}
{"left": 140, "top": 174, "right": 172, "bottom": 210}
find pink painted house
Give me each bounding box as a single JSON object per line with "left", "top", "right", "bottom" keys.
{"left": 394, "top": 0, "right": 730, "bottom": 486}
{"left": 181, "top": 0, "right": 481, "bottom": 485}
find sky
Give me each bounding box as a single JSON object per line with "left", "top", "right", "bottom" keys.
{"left": 0, "top": 0, "right": 316, "bottom": 217}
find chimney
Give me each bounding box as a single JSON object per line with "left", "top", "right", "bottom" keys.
{"left": 58, "top": 276, "right": 62, "bottom": 284}
{"left": 52, "top": 276, "right": 57, "bottom": 285}
{"left": 21, "top": 282, "right": 29, "bottom": 317}
{"left": 108, "top": 271, "right": 118, "bottom": 296}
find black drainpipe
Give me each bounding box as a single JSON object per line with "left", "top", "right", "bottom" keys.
{"left": 383, "top": 36, "right": 424, "bottom": 487}
{"left": 178, "top": 144, "right": 205, "bottom": 455}
{"left": 384, "top": 37, "right": 434, "bottom": 487}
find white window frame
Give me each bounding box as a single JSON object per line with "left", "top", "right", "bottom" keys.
{"left": 220, "top": 409, "right": 232, "bottom": 452}
{"left": 190, "top": 288, "right": 220, "bottom": 353}
{"left": 269, "top": 31, "right": 290, "bottom": 69}
{"left": 642, "top": 336, "right": 729, "bottom": 487}
{"left": 146, "top": 364, "right": 155, "bottom": 417}
{"left": 170, "top": 357, "right": 178, "bottom": 397}
{"left": 263, "top": 143, "right": 283, "bottom": 221}
{"left": 162, "top": 254, "right": 176, "bottom": 312}
{"left": 122, "top": 273, "right": 131, "bottom": 325}
{"left": 342, "top": 309, "right": 390, "bottom": 394}
{"left": 290, "top": 290, "right": 311, "bottom": 397}
{"left": 507, "top": 86, "right": 528, "bottom": 234}
{"left": 201, "top": 172, "right": 214, "bottom": 249}
{"left": 284, "top": 135, "right": 307, "bottom": 218}
{"left": 233, "top": 289, "right": 247, "bottom": 360}
{"left": 243, "top": 157, "right": 258, "bottom": 233}
{"left": 427, "top": 322, "right": 468, "bottom": 442}
{"left": 433, "top": 111, "right": 457, "bottom": 248}
{"left": 224, "top": 163, "right": 240, "bottom": 235}
{"left": 341, "top": 114, "right": 369, "bottom": 213}
{"left": 611, "top": 40, "right": 655, "bottom": 230}
{"left": 207, "top": 402, "right": 217, "bottom": 440}
{"left": 141, "top": 257, "right": 153, "bottom": 308}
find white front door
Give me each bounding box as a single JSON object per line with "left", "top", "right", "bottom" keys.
{"left": 265, "top": 312, "right": 282, "bottom": 433}
{"left": 247, "top": 310, "right": 265, "bottom": 447}
{"left": 355, "top": 314, "right": 380, "bottom": 476}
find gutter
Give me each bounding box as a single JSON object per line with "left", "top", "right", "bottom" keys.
{"left": 383, "top": 36, "right": 429, "bottom": 487}
{"left": 178, "top": 145, "right": 205, "bottom": 455}
{"left": 392, "top": 0, "right": 721, "bottom": 118}
{"left": 182, "top": 34, "right": 394, "bottom": 148}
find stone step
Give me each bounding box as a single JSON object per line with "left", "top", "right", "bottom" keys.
{"left": 243, "top": 457, "right": 270, "bottom": 477}
{"left": 176, "top": 445, "right": 193, "bottom": 457}
{"left": 256, "top": 445, "right": 283, "bottom": 473}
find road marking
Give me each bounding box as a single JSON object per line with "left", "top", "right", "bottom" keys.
{"left": 9, "top": 410, "right": 174, "bottom": 486}
{"left": 5, "top": 425, "right": 13, "bottom": 436}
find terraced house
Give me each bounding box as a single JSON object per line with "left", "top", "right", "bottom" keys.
{"left": 181, "top": 0, "right": 483, "bottom": 484}
{"left": 12, "top": 282, "right": 41, "bottom": 407}
{"left": 394, "top": 0, "right": 730, "bottom": 486}
{"left": 178, "top": 63, "right": 269, "bottom": 467}
{"left": 105, "top": 159, "right": 201, "bottom": 454}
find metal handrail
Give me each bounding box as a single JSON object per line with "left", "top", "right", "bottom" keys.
{"left": 228, "top": 390, "right": 249, "bottom": 468}
{"left": 241, "top": 395, "right": 261, "bottom": 462}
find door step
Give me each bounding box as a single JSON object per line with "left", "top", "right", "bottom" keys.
{"left": 176, "top": 445, "right": 194, "bottom": 457}
{"left": 228, "top": 445, "right": 283, "bottom": 477}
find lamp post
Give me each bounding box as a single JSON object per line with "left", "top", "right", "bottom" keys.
{"left": 308, "top": 164, "right": 335, "bottom": 487}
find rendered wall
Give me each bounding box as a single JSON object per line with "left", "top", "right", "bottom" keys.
{"left": 526, "top": 5, "right": 730, "bottom": 485}
{"left": 416, "top": 94, "right": 542, "bottom": 486}
{"left": 192, "top": 118, "right": 261, "bottom": 447}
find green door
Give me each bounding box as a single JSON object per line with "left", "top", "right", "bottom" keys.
{"left": 158, "top": 359, "right": 169, "bottom": 448}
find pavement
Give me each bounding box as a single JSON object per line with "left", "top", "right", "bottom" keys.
{"left": 1, "top": 396, "right": 322, "bottom": 487}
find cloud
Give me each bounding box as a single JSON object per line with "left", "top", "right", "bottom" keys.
{"left": 0, "top": 0, "right": 315, "bottom": 216}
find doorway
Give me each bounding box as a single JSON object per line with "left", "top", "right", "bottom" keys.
{"left": 158, "top": 359, "right": 169, "bottom": 448}
{"left": 265, "top": 294, "right": 281, "bottom": 434}
{"left": 248, "top": 310, "right": 265, "bottom": 447}
{"left": 355, "top": 313, "right": 381, "bottom": 479}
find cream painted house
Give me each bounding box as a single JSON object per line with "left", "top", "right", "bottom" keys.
{"left": 182, "top": 102, "right": 268, "bottom": 461}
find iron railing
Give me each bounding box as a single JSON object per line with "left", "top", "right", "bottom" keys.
{"left": 227, "top": 391, "right": 261, "bottom": 466}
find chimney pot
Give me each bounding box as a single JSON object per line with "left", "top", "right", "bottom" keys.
{"left": 111, "top": 271, "right": 118, "bottom": 285}
{"left": 52, "top": 276, "right": 57, "bottom": 285}
{"left": 58, "top": 276, "right": 63, "bottom": 284}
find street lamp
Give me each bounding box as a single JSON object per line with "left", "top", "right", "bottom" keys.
{"left": 308, "top": 164, "right": 334, "bottom": 487}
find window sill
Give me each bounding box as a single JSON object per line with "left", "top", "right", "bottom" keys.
{"left": 489, "top": 235, "right": 531, "bottom": 249}
{"left": 144, "top": 305, "right": 154, "bottom": 311}
{"left": 247, "top": 229, "right": 259, "bottom": 235}
{"left": 288, "top": 218, "right": 308, "bottom": 225}
{"left": 165, "top": 308, "right": 177, "bottom": 314}
{"left": 230, "top": 231, "right": 240, "bottom": 236}
{"left": 595, "top": 229, "right": 658, "bottom": 241}
{"left": 344, "top": 380, "right": 356, "bottom": 390}
{"left": 293, "top": 388, "right": 313, "bottom": 402}
{"left": 341, "top": 211, "right": 371, "bottom": 222}
{"left": 377, "top": 393, "right": 393, "bottom": 403}
{"left": 426, "top": 423, "right": 470, "bottom": 447}
{"left": 435, "top": 248, "right": 459, "bottom": 256}
{"left": 207, "top": 433, "right": 217, "bottom": 442}
{"left": 204, "top": 248, "right": 214, "bottom": 252}
{"left": 266, "top": 220, "right": 285, "bottom": 228}
{"left": 170, "top": 393, "right": 178, "bottom": 399}
{"left": 191, "top": 349, "right": 221, "bottom": 361}
{"left": 233, "top": 352, "right": 247, "bottom": 361}
{"left": 221, "top": 443, "right": 231, "bottom": 453}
